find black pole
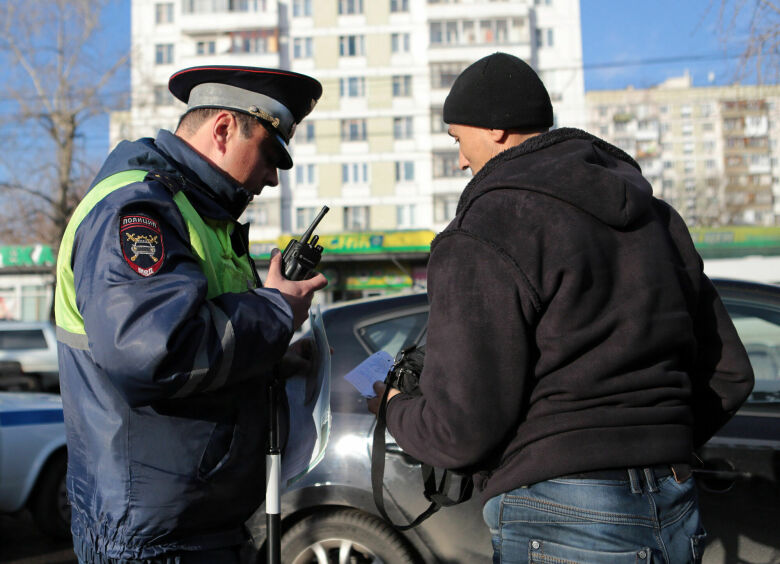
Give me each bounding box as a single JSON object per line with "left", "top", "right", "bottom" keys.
{"left": 266, "top": 378, "right": 281, "bottom": 564}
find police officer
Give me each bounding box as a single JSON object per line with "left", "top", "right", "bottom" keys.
{"left": 55, "top": 66, "right": 326, "bottom": 563}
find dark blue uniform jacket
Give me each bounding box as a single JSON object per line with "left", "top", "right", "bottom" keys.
{"left": 58, "top": 130, "right": 293, "bottom": 559}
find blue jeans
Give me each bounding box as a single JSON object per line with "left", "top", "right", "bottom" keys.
{"left": 482, "top": 467, "right": 706, "bottom": 564}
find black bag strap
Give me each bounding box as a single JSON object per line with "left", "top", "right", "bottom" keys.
{"left": 371, "top": 386, "right": 473, "bottom": 530}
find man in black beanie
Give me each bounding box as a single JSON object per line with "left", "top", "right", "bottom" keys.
{"left": 370, "top": 52, "right": 753, "bottom": 563}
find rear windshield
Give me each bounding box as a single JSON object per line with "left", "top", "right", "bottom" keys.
{"left": 0, "top": 329, "right": 47, "bottom": 350}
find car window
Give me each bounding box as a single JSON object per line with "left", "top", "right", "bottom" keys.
{"left": 0, "top": 329, "right": 47, "bottom": 350}
{"left": 724, "top": 301, "right": 780, "bottom": 404}
{"left": 357, "top": 312, "right": 427, "bottom": 359}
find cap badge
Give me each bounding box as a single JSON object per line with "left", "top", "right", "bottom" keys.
{"left": 248, "top": 105, "right": 280, "bottom": 129}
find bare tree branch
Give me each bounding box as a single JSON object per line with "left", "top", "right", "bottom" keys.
{"left": 711, "top": 0, "right": 780, "bottom": 84}
{"left": 0, "top": 0, "right": 128, "bottom": 251}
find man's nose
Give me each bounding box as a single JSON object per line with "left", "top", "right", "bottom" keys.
{"left": 458, "top": 151, "right": 469, "bottom": 170}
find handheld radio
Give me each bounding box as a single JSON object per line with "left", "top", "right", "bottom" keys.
{"left": 281, "top": 205, "right": 329, "bottom": 281}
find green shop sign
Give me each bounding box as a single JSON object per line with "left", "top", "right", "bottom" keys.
{"left": 0, "top": 245, "right": 56, "bottom": 268}
{"left": 689, "top": 227, "right": 780, "bottom": 258}
{"left": 250, "top": 229, "right": 436, "bottom": 259}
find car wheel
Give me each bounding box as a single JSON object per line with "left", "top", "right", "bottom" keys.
{"left": 30, "top": 450, "right": 71, "bottom": 539}
{"left": 281, "top": 508, "right": 416, "bottom": 564}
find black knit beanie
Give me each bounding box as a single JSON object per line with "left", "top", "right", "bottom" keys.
{"left": 443, "top": 52, "right": 553, "bottom": 131}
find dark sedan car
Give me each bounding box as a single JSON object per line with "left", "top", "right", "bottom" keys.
{"left": 246, "top": 278, "right": 780, "bottom": 564}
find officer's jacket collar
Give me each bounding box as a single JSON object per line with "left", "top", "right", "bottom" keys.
{"left": 155, "top": 129, "right": 253, "bottom": 221}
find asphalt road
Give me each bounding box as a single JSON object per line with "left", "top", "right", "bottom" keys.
{"left": 0, "top": 510, "right": 76, "bottom": 564}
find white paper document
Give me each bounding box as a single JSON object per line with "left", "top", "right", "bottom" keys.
{"left": 344, "top": 350, "right": 394, "bottom": 397}
{"left": 281, "top": 305, "right": 331, "bottom": 487}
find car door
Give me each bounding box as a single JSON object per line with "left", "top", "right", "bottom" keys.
{"left": 697, "top": 282, "right": 780, "bottom": 564}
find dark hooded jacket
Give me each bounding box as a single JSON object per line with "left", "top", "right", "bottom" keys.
{"left": 385, "top": 128, "right": 754, "bottom": 504}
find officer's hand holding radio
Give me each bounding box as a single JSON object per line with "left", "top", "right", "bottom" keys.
{"left": 265, "top": 205, "right": 329, "bottom": 329}
{"left": 264, "top": 250, "right": 327, "bottom": 330}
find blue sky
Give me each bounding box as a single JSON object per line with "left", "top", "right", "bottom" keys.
{"left": 581, "top": 0, "right": 744, "bottom": 90}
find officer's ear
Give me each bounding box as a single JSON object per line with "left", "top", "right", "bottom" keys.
{"left": 212, "top": 111, "right": 235, "bottom": 155}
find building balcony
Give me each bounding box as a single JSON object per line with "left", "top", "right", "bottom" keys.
{"left": 179, "top": 7, "right": 279, "bottom": 34}
{"left": 635, "top": 128, "right": 660, "bottom": 141}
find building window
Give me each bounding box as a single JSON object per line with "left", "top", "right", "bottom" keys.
{"left": 392, "top": 75, "right": 412, "bottom": 97}
{"left": 342, "top": 163, "right": 369, "bottom": 184}
{"left": 338, "top": 0, "right": 363, "bottom": 15}
{"left": 434, "top": 194, "right": 459, "bottom": 222}
{"left": 433, "top": 151, "right": 466, "bottom": 178}
{"left": 535, "top": 28, "right": 553, "bottom": 48}
{"left": 245, "top": 202, "right": 268, "bottom": 226}
{"left": 154, "top": 85, "right": 175, "bottom": 106}
{"left": 295, "top": 164, "right": 316, "bottom": 185}
{"left": 397, "top": 204, "right": 416, "bottom": 228}
{"left": 393, "top": 117, "right": 414, "bottom": 139}
{"left": 395, "top": 161, "right": 415, "bottom": 182}
{"left": 230, "top": 29, "right": 278, "bottom": 54}
{"left": 292, "top": 0, "right": 312, "bottom": 17}
{"left": 155, "top": 2, "right": 174, "bottom": 24}
{"left": 390, "top": 0, "right": 409, "bottom": 12}
{"left": 155, "top": 44, "right": 174, "bottom": 65}
{"left": 293, "top": 37, "right": 313, "bottom": 59}
{"left": 429, "top": 18, "right": 519, "bottom": 46}
{"left": 182, "top": 0, "right": 265, "bottom": 14}
{"left": 196, "top": 40, "right": 216, "bottom": 55}
{"left": 391, "top": 32, "right": 411, "bottom": 53}
{"left": 298, "top": 122, "right": 315, "bottom": 144}
{"left": 430, "top": 107, "right": 447, "bottom": 133}
{"left": 340, "top": 76, "right": 366, "bottom": 98}
{"left": 344, "top": 206, "right": 370, "bottom": 231}
{"left": 339, "top": 35, "right": 365, "bottom": 57}
{"left": 296, "top": 207, "right": 319, "bottom": 231}
{"left": 341, "top": 119, "right": 367, "bottom": 141}
{"left": 430, "top": 62, "right": 464, "bottom": 89}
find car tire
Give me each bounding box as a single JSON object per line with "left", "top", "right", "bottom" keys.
{"left": 281, "top": 508, "right": 417, "bottom": 564}
{"left": 29, "top": 450, "right": 71, "bottom": 540}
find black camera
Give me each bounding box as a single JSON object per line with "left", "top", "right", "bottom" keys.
{"left": 384, "top": 345, "right": 425, "bottom": 396}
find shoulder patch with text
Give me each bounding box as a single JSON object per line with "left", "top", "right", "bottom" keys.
{"left": 120, "top": 215, "right": 165, "bottom": 277}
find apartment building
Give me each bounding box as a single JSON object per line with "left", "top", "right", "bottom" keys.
{"left": 110, "top": 0, "right": 584, "bottom": 298}
{"left": 586, "top": 73, "right": 780, "bottom": 227}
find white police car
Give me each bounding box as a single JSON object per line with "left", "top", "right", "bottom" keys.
{"left": 0, "top": 392, "right": 69, "bottom": 538}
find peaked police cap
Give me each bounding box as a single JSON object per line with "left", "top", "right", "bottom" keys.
{"left": 169, "top": 65, "right": 323, "bottom": 169}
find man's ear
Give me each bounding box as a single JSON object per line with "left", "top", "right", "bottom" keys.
{"left": 489, "top": 128, "right": 510, "bottom": 143}
{"left": 212, "top": 111, "right": 234, "bottom": 155}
